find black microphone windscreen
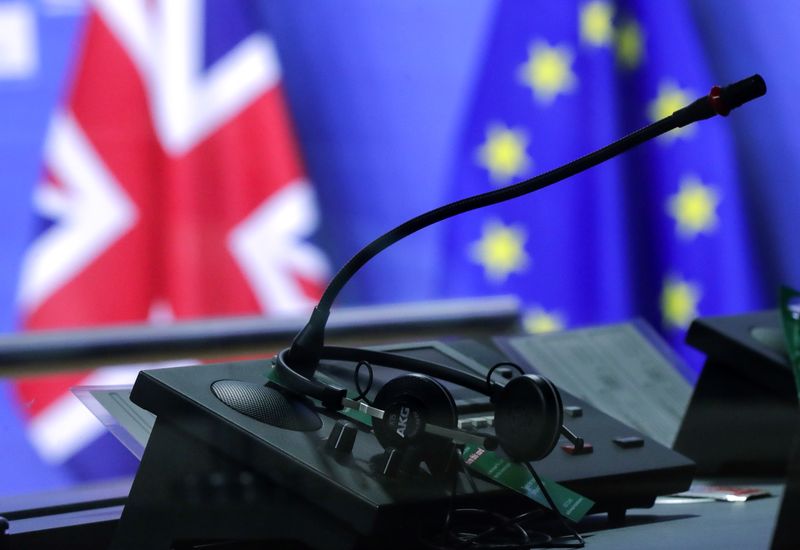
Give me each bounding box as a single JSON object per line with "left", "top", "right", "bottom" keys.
{"left": 721, "top": 74, "right": 767, "bottom": 111}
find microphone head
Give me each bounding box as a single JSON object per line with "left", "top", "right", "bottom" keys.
{"left": 712, "top": 74, "right": 767, "bottom": 116}
{"left": 676, "top": 74, "right": 767, "bottom": 125}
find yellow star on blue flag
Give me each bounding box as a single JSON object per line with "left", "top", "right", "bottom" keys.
{"left": 667, "top": 174, "right": 721, "bottom": 239}
{"left": 469, "top": 219, "right": 530, "bottom": 283}
{"left": 615, "top": 18, "right": 645, "bottom": 69}
{"left": 524, "top": 307, "right": 566, "bottom": 334}
{"left": 648, "top": 80, "right": 696, "bottom": 141}
{"left": 517, "top": 40, "right": 577, "bottom": 105}
{"left": 475, "top": 122, "right": 532, "bottom": 185}
{"left": 580, "top": 1, "right": 615, "bottom": 47}
{"left": 661, "top": 275, "right": 702, "bottom": 329}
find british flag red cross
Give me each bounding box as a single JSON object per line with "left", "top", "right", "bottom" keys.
{"left": 13, "top": 0, "right": 328, "bottom": 469}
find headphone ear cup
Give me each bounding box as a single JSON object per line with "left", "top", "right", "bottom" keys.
{"left": 371, "top": 374, "right": 458, "bottom": 475}
{"left": 493, "top": 374, "right": 563, "bottom": 462}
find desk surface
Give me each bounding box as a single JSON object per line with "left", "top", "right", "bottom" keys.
{"left": 577, "top": 482, "right": 782, "bottom": 549}
{"left": 0, "top": 480, "right": 785, "bottom": 549}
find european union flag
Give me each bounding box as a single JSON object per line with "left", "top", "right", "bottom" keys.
{"left": 442, "top": 0, "right": 767, "bottom": 373}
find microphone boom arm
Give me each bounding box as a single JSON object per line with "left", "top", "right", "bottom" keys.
{"left": 287, "top": 74, "right": 767, "bottom": 373}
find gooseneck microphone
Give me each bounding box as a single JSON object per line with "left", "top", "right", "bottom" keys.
{"left": 280, "top": 74, "right": 766, "bottom": 380}
{"left": 268, "top": 75, "right": 767, "bottom": 466}
{"left": 263, "top": 74, "right": 768, "bottom": 470}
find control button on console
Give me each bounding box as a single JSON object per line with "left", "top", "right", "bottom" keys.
{"left": 613, "top": 436, "right": 644, "bottom": 449}
{"left": 326, "top": 420, "right": 358, "bottom": 453}
{"left": 457, "top": 419, "right": 476, "bottom": 430}
{"left": 564, "top": 406, "right": 583, "bottom": 418}
{"left": 474, "top": 418, "right": 490, "bottom": 429}
{"left": 377, "top": 447, "right": 402, "bottom": 477}
{"left": 561, "top": 442, "right": 593, "bottom": 455}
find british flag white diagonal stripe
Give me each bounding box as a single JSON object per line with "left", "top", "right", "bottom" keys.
{"left": 230, "top": 179, "right": 330, "bottom": 315}
{"left": 18, "top": 112, "right": 137, "bottom": 313}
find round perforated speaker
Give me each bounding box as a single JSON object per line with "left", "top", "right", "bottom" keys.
{"left": 211, "top": 380, "right": 322, "bottom": 432}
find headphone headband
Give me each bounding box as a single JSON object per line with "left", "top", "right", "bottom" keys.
{"left": 274, "top": 346, "right": 501, "bottom": 409}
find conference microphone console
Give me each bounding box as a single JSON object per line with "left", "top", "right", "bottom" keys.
{"left": 109, "top": 339, "right": 694, "bottom": 549}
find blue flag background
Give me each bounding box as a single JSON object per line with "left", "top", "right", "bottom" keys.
{"left": 0, "top": 0, "right": 797, "bottom": 496}
{"left": 440, "top": 0, "right": 765, "bottom": 367}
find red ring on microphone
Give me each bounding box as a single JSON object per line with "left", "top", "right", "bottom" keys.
{"left": 709, "top": 85, "right": 730, "bottom": 116}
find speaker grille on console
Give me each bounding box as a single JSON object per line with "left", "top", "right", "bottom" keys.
{"left": 211, "top": 380, "right": 322, "bottom": 432}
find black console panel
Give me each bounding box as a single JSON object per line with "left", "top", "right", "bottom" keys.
{"left": 111, "top": 341, "right": 694, "bottom": 549}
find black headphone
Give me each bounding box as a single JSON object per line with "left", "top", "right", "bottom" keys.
{"left": 273, "top": 346, "right": 582, "bottom": 468}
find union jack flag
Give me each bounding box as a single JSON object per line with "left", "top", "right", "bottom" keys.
{"left": 12, "top": 0, "right": 328, "bottom": 476}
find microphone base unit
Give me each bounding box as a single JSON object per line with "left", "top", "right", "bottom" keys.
{"left": 111, "top": 339, "right": 694, "bottom": 549}
{"left": 675, "top": 310, "right": 799, "bottom": 475}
